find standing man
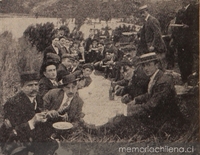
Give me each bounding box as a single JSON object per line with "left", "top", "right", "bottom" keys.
{"left": 172, "top": 0, "right": 199, "bottom": 86}
{"left": 137, "top": 5, "right": 166, "bottom": 68}
{"left": 0, "top": 72, "right": 58, "bottom": 155}
{"left": 39, "top": 61, "right": 58, "bottom": 97}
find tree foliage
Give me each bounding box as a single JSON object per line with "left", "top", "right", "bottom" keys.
{"left": 23, "top": 22, "right": 55, "bottom": 52}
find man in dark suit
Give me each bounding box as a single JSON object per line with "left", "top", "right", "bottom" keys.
{"left": 172, "top": 0, "right": 199, "bottom": 85}
{"left": 43, "top": 74, "right": 84, "bottom": 131}
{"left": 39, "top": 61, "right": 58, "bottom": 97}
{"left": 57, "top": 54, "right": 74, "bottom": 81}
{"left": 0, "top": 72, "right": 58, "bottom": 155}
{"left": 138, "top": 5, "right": 166, "bottom": 55}
{"left": 126, "top": 53, "right": 183, "bottom": 131}
{"left": 43, "top": 36, "right": 62, "bottom": 62}
{"left": 137, "top": 5, "right": 167, "bottom": 69}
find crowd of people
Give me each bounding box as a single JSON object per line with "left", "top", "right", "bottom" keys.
{"left": 0, "top": 0, "right": 199, "bottom": 154}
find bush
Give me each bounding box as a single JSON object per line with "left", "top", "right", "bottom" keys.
{"left": 23, "top": 22, "right": 55, "bottom": 52}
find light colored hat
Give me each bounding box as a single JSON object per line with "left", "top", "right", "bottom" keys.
{"left": 138, "top": 52, "right": 158, "bottom": 64}
{"left": 138, "top": 5, "right": 148, "bottom": 11}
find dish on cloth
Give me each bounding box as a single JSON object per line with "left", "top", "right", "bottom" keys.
{"left": 53, "top": 122, "right": 73, "bottom": 130}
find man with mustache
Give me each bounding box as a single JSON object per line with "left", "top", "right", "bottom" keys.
{"left": 43, "top": 74, "right": 84, "bottom": 129}
{"left": 0, "top": 72, "right": 58, "bottom": 155}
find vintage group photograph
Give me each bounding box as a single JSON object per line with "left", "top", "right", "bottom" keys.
{"left": 0, "top": 0, "right": 199, "bottom": 154}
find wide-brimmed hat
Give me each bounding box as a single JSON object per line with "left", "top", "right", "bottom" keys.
{"left": 20, "top": 71, "right": 39, "bottom": 84}
{"left": 138, "top": 52, "right": 159, "bottom": 64}
{"left": 59, "top": 74, "right": 79, "bottom": 87}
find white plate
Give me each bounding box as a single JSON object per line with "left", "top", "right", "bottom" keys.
{"left": 53, "top": 122, "right": 73, "bottom": 130}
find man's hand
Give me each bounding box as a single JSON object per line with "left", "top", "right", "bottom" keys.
{"left": 121, "top": 94, "right": 131, "bottom": 104}
{"left": 149, "top": 46, "right": 155, "bottom": 52}
{"left": 46, "top": 110, "right": 59, "bottom": 118}
{"left": 182, "top": 24, "right": 189, "bottom": 29}
{"left": 60, "top": 113, "right": 68, "bottom": 122}
{"left": 29, "top": 112, "right": 47, "bottom": 129}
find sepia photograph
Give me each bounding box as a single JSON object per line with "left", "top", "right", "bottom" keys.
{"left": 0, "top": 0, "right": 199, "bottom": 154}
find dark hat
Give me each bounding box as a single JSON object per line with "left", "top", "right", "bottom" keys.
{"left": 105, "top": 40, "right": 113, "bottom": 45}
{"left": 60, "top": 74, "right": 79, "bottom": 87}
{"left": 72, "top": 70, "right": 84, "bottom": 79}
{"left": 98, "top": 40, "right": 105, "bottom": 45}
{"left": 120, "top": 60, "right": 133, "bottom": 67}
{"left": 20, "top": 71, "right": 39, "bottom": 84}
{"left": 92, "top": 38, "right": 99, "bottom": 43}
{"left": 46, "top": 53, "right": 60, "bottom": 62}
{"left": 138, "top": 52, "right": 158, "bottom": 64}
{"left": 40, "top": 61, "right": 58, "bottom": 73}
{"left": 105, "top": 49, "right": 114, "bottom": 54}
{"left": 82, "top": 63, "right": 94, "bottom": 71}
{"left": 62, "top": 54, "right": 76, "bottom": 61}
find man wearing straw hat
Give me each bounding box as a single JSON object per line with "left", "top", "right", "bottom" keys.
{"left": 126, "top": 52, "right": 183, "bottom": 133}
{"left": 137, "top": 5, "right": 167, "bottom": 69}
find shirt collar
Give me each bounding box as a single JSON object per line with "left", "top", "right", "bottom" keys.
{"left": 150, "top": 69, "right": 160, "bottom": 82}
{"left": 145, "top": 14, "right": 150, "bottom": 21}
{"left": 185, "top": 4, "right": 190, "bottom": 10}
{"left": 49, "top": 79, "right": 58, "bottom": 85}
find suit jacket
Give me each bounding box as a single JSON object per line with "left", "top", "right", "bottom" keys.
{"left": 43, "top": 45, "right": 62, "bottom": 61}
{"left": 57, "top": 63, "right": 71, "bottom": 81}
{"left": 140, "top": 15, "right": 166, "bottom": 54}
{"left": 124, "top": 66, "right": 149, "bottom": 99}
{"left": 43, "top": 88, "right": 84, "bottom": 123}
{"left": 1, "top": 91, "right": 44, "bottom": 142}
{"left": 175, "top": 4, "right": 199, "bottom": 47}
{"left": 39, "top": 76, "right": 58, "bottom": 97}
{"left": 127, "top": 70, "right": 179, "bottom": 126}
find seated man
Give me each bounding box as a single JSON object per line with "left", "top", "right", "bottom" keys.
{"left": 126, "top": 52, "right": 183, "bottom": 132}
{"left": 42, "top": 74, "right": 84, "bottom": 136}
{"left": 39, "top": 61, "right": 58, "bottom": 97}
{"left": 0, "top": 72, "right": 58, "bottom": 155}
{"left": 57, "top": 54, "right": 74, "bottom": 81}
{"left": 73, "top": 63, "right": 94, "bottom": 87}
{"left": 43, "top": 36, "right": 62, "bottom": 62}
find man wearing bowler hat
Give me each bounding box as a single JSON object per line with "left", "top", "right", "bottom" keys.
{"left": 126, "top": 52, "right": 183, "bottom": 134}
{"left": 0, "top": 71, "right": 58, "bottom": 155}
{"left": 43, "top": 74, "right": 84, "bottom": 129}
{"left": 39, "top": 61, "right": 59, "bottom": 97}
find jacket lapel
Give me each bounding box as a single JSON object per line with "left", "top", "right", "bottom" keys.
{"left": 149, "top": 70, "right": 163, "bottom": 95}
